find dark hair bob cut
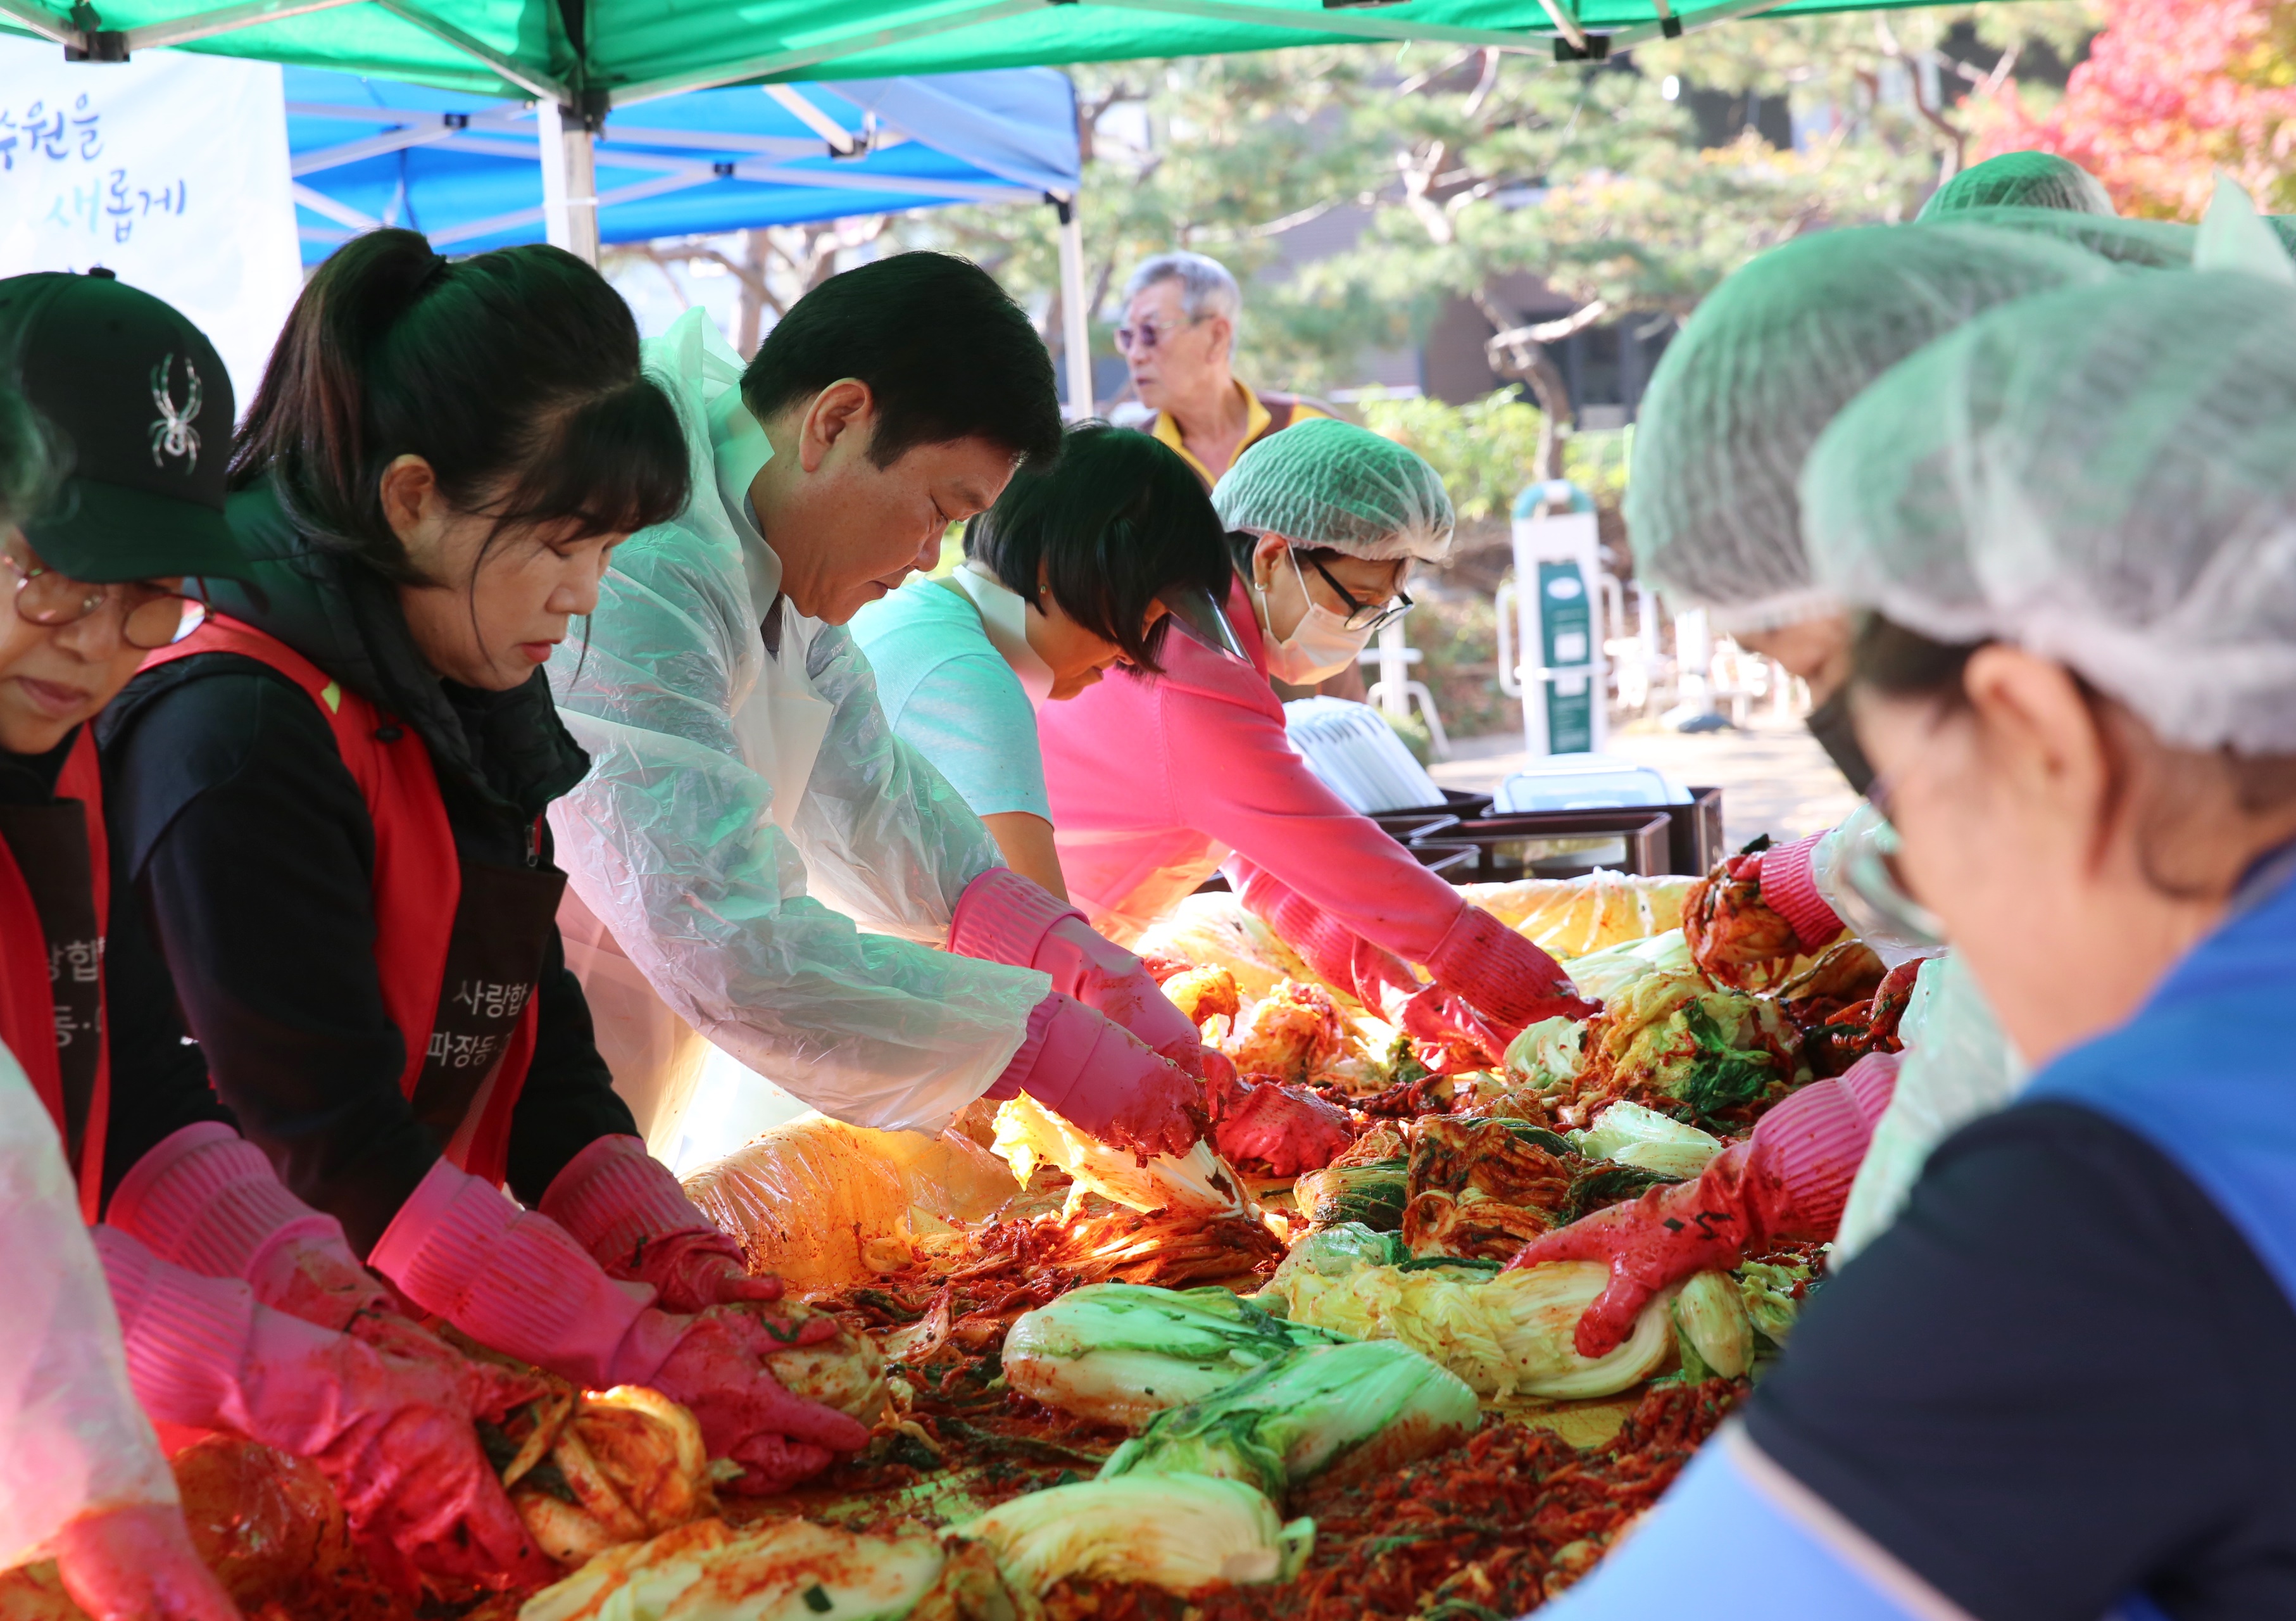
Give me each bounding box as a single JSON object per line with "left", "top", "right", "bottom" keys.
{"left": 964, "top": 422, "right": 1231, "bottom": 674}
{"left": 230, "top": 229, "right": 690, "bottom": 582}
{"left": 741, "top": 251, "right": 1063, "bottom": 471}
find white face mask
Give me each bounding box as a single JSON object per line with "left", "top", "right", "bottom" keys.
{"left": 1257, "top": 547, "right": 1376, "bottom": 684}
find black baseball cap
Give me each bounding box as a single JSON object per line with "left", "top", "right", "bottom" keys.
{"left": 0, "top": 270, "right": 251, "bottom": 584}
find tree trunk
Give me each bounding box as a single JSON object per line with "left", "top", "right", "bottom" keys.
{"left": 733, "top": 228, "right": 769, "bottom": 358}
{"left": 1472, "top": 288, "right": 1576, "bottom": 484}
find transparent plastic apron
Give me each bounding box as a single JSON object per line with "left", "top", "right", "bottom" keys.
{"left": 561, "top": 612, "right": 831, "bottom": 1167}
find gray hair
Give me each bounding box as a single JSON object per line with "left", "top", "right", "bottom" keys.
{"left": 1123, "top": 251, "right": 1242, "bottom": 328}
{"left": 0, "top": 388, "right": 62, "bottom": 531}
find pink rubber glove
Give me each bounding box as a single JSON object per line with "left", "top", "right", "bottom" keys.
{"left": 367, "top": 1157, "right": 686, "bottom": 1391}
{"left": 1203, "top": 1066, "right": 1355, "bottom": 1176}
{"left": 56, "top": 1504, "right": 244, "bottom": 1621}
{"left": 110, "top": 1123, "right": 391, "bottom": 1332}
{"left": 951, "top": 867, "right": 1207, "bottom": 1071}
{"left": 1505, "top": 1053, "right": 1900, "bottom": 1356}
{"left": 988, "top": 991, "right": 1206, "bottom": 1159}
{"left": 645, "top": 1309, "right": 872, "bottom": 1495}
{"left": 1233, "top": 859, "right": 1598, "bottom": 1041}
{"left": 1757, "top": 831, "right": 1847, "bottom": 954}
{"left": 539, "top": 1135, "right": 784, "bottom": 1313}
{"left": 368, "top": 1159, "right": 858, "bottom": 1482}
{"left": 94, "top": 1230, "right": 558, "bottom": 1596}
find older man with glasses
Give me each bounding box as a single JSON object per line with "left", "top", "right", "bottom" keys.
{"left": 1113, "top": 251, "right": 1331, "bottom": 489}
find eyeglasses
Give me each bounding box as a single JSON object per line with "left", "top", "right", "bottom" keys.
{"left": 3, "top": 543, "right": 208, "bottom": 650}
{"left": 1113, "top": 314, "right": 1207, "bottom": 355}
{"left": 1841, "top": 775, "right": 1948, "bottom": 950}
{"left": 1301, "top": 550, "right": 1413, "bottom": 634}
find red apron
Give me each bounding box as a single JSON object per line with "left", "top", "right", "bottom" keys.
{"left": 142, "top": 616, "right": 539, "bottom": 1186}
{"left": 0, "top": 729, "right": 110, "bottom": 1220}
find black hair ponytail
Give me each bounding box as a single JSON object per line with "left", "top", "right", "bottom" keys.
{"left": 232, "top": 229, "right": 689, "bottom": 581}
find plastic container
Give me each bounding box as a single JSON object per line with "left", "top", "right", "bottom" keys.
{"left": 1283, "top": 696, "right": 1445, "bottom": 814}
{"left": 1493, "top": 754, "right": 1690, "bottom": 812}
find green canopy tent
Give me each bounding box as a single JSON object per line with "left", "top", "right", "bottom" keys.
{"left": 0, "top": 0, "right": 1965, "bottom": 406}
{"left": 0, "top": 0, "right": 1992, "bottom": 130}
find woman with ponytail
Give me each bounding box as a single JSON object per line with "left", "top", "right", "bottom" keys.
{"left": 95, "top": 230, "right": 871, "bottom": 1514}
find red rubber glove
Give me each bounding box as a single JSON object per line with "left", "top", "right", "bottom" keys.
{"left": 644, "top": 1308, "right": 873, "bottom": 1495}
{"left": 94, "top": 1230, "right": 558, "bottom": 1596}
{"left": 54, "top": 1504, "right": 243, "bottom": 1621}
{"left": 539, "top": 1135, "right": 785, "bottom": 1313}
{"left": 988, "top": 991, "right": 1206, "bottom": 1159}
{"left": 1233, "top": 860, "right": 1597, "bottom": 1041}
{"left": 950, "top": 867, "right": 1208, "bottom": 1072}
{"left": 1505, "top": 1054, "right": 1900, "bottom": 1356}
{"left": 1204, "top": 1069, "right": 1355, "bottom": 1176}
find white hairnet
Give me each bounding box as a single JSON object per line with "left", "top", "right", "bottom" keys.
{"left": 1212, "top": 417, "right": 1456, "bottom": 563}
{"left": 1624, "top": 224, "right": 2116, "bottom": 633}
{"left": 1803, "top": 269, "right": 2296, "bottom": 754}
{"left": 1922, "top": 204, "right": 2195, "bottom": 268}
{"left": 1917, "top": 151, "right": 2115, "bottom": 220}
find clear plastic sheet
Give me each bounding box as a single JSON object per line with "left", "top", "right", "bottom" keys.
{"left": 679, "top": 1113, "right": 1019, "bottom": 1290}
{"left": 0, "top": 1042, "right": 176, "bottom": 1572}
{"left": 1833, "top": 955, "right": 2028, "bottom": 1261}
{"left": 1457, "top": 874, "right": 1695, "bottom": 960}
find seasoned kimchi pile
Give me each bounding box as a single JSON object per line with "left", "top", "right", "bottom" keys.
{"left": 0, "top": 855, "right": 1895, "bottom": 1621}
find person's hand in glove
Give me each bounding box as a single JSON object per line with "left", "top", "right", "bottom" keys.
{"left": 950, "top": 868, "right": 1209, "bottom": 1073}
{"left": 1504, "top": 1053, "right": 1900, "bottom": 1356}
{"left": 94, "top": 1232, "right": 560, "bottom": 1597}
{"left": 1684, "top": 835, "right": 1846, "bottom": 990}
{"left": 539, "top": 1135, "right": 789, "bottom": 1314}
{"left": 644, "top": 1308, "right": 872, "bottom": 1494}
{"left": 54, "top": 1504, "right": 243, "bottom": 1621}
{"left": 988, "top": 991, "right": 1207, "bottom": 1159}
{"left": 1204, "top": 1067, "right": 1355, "bottom": 1176}
{"left": 1231, "top": 860, "right": 1597, "bottom": 1042}
{"left": 1395, "top": 984, "right": 1509, "bottom": 1073}
{"left": 108, "top": 1123, "right": 398, "bottom": 1334}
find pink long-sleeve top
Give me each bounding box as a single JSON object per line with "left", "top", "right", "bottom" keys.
{"left": 1038, "top": 576, "right": 1477, "bottom": 953}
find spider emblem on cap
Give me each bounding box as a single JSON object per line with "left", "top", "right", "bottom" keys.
{"left": 149, "top": 353, "right": 201, "bottom": 471}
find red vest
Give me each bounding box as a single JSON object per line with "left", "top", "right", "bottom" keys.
{"left": 0, "top": 729, "right": 110, "bottom": 1220}
{"left": 142, "top": 617, "right": 537, "bottom": 1186}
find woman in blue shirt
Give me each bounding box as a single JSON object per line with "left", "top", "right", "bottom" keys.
{"left": 849, "top": 422, "right": 1230, "bottom": 898}
{"left": 1538, "top": 262, "right": 2296, "bottom": 1620}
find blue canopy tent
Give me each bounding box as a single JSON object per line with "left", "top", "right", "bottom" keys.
{"left": 287, "top": 66, "right": 1095, "bottom": 409}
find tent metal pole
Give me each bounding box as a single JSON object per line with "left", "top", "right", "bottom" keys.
{"left": 1053, "top": 194, "right": 1093, "bottom": 421}
{"left": 538, "top": 99, "right": 601, "bottom": 265}
{"left": 122, "top": 0, "right": 361, "bottom": 53}
{"left": 0, "top": 0, "right": 75, "bottom": 46}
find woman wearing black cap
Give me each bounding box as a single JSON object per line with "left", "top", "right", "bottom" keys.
{"left": 94, "top": 230, "right": 869, "bottom": 1513}
{"left": 0, "top": 370, "right": 239, "bottom": 1619}
{"left": 0, "top": 267, "right": 572, "bottom": 1602}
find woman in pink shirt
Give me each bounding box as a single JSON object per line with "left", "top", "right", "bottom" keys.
{"left": 1037, "top": 419, "right": 1595, "bottom": 1055}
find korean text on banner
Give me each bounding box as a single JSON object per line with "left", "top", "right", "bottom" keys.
{"left": 0, "top": 39, "right": 300, "bottom": 407}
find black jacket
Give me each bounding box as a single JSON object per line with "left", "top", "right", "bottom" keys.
{"left": 98, "top": 478, "right": 635, "bottom": 1253}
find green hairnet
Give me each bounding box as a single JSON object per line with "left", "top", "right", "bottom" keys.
{"left": 1211, "top": 417, "right": 1455, "bottom": 563}
{"left": 1923, "top": 205, "right": 2195, "bottom": 268}
{"left": 1804, "top": 270, "right": 2296, "bottom": 754}
{"left": 1916, "top": 151, "right": 2115, "bottom": 220}
{"left": 1623, "top": 224, "right": 2117, "bottom": 633}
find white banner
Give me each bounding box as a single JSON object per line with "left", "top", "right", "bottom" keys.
{"left": 0, "top": 39, "right": 301, "bottom": 412}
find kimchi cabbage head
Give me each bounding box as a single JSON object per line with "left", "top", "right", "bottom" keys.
{"left": 1003, "top": 1283, "right": 1346, "bottom": 1430}
{"left": 1097, "top": 1338, "right": 1479, "bottom": 1499}
{"left": 956, "top": 1474, "right": 1314, "bottom": 1595}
